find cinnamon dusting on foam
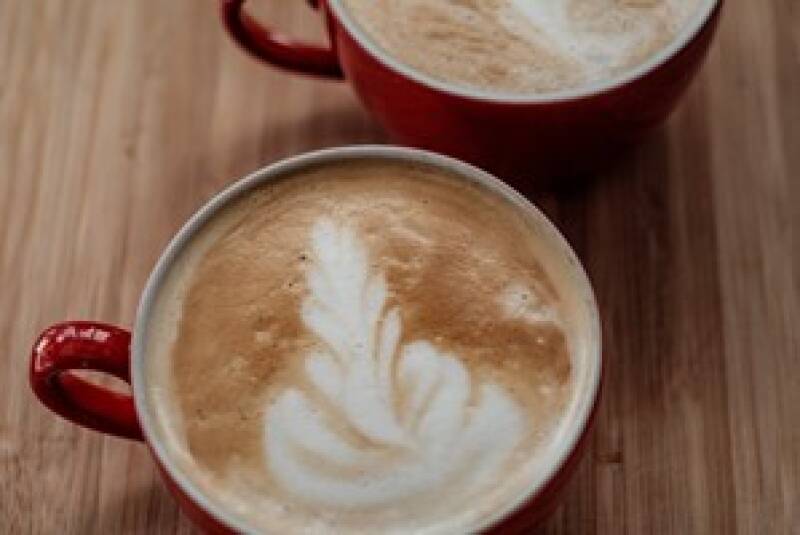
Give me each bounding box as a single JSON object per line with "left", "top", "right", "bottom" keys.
{"left": 146, "top": 160, "right": 576, "bottom": 533}
{"left": 341, "top": 0, "right": 704, "bottom": 94}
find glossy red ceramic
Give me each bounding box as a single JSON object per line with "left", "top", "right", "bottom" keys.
{"left": 220, "top": 0, "right": 723, "bottom": 178}
{"left": 31, "top": 322, "right": 142, "bottom": 440}
{"left": 30, "top": 146, "right": 603, "bottom": 534}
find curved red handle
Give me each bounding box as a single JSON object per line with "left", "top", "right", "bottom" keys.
{"left": 220, "top": 0, "right": 344, "bottom": 79}
{"left": 30, "top": 322, "right": 143, "bottom": 441}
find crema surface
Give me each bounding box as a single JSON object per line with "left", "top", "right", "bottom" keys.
{"left": 146, "top": 160, "right": 580, "bottom": 533}
{"left": 341, "top": 0, "right": 704, "bottom": 94}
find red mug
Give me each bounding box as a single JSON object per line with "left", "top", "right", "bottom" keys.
{"left": 30, "top": 146, "right": 602, "bottom": 533}
{"left": 220, "top": 0, "right": 723, "bottom": 178}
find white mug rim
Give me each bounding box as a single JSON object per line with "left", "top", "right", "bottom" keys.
{"left": 131, "top": 145, "right": 603, "bottom": 534}
{"left": 325, "top": 0, "right": 721, "bottom": 104}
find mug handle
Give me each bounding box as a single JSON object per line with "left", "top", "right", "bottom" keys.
{"left": 220, "top": 0, "right": 344, "bottom": 79}
{"left": 30, "top": 322, "right": 144, "bottom": 441}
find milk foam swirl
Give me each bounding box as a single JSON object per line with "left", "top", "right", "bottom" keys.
{"left": 264, "top": 219, "right": 528, "bottom": 508}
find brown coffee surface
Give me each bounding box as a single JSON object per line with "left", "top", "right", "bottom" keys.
{"left": 341, "top": 0, "right": 704, "bottom": 94}
{"left": 146, "top": 159, "right": 580, "bottom": 533}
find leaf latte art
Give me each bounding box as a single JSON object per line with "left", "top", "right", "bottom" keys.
{"left": 264, "top": 219, "right": 527, "bottom": 508}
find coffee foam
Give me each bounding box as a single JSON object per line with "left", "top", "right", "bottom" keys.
{"left": 341, "top": 0, "right": 705, "bottom": 94}
{"left": 144, "top": 159, "right": 590, "bottom": 533}
{"left": 266, "top": 218, "right": 528, "bottom": 509}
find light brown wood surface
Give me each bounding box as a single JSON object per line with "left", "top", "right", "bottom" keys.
{"left": 1, "top": 1, "right": 798, "bottom": 533}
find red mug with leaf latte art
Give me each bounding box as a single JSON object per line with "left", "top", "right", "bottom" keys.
{"left": 31, "top": 146, "right": 602, "bottom": 533}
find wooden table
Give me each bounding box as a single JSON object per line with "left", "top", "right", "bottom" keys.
{"left": 1, "top": 1, "right": 797, "bottom": 533}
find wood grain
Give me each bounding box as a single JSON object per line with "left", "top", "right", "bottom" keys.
{"left": 1, "top": 1, "right": 797, "bottom": 533}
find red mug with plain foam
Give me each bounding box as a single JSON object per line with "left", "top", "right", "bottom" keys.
{"left": 220, "top": 0, "right": 723, "bottom": 178}
{"left": 30, "top": 146, "right": 602, "bottom": 533}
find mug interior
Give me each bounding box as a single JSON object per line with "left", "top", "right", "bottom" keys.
{"left": 132, "top": 146, "right": 602, "bottom": 533}
{"left": 325, "top": 0, "right": 721, "bottom": 103}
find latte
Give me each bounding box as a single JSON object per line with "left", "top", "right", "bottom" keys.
{"left": 145, "top": 158, "right": 592, "bottom": 533}
{"left": 341, "top": 0, "right": 706, "bottom": 94}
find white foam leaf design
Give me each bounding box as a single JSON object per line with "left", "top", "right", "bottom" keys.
{"left": 265, "top": 218, "right": 526, "bottom": 508}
